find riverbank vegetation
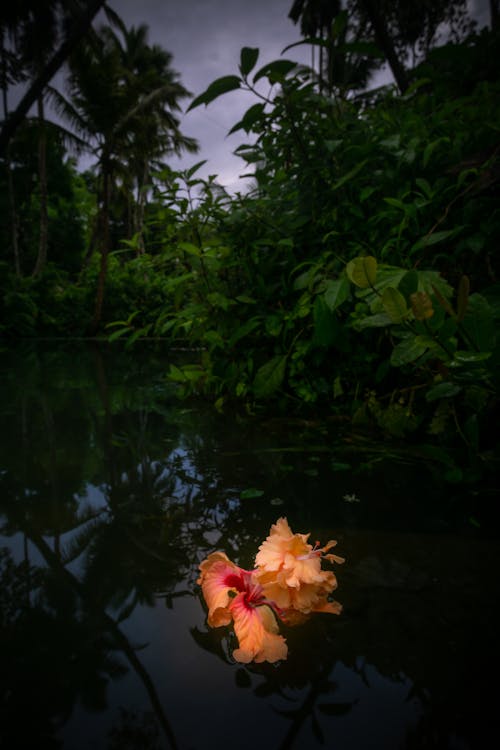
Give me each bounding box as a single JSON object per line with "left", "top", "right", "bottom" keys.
{"left": 1, "top": 1, "right": 499, "bottom": 481}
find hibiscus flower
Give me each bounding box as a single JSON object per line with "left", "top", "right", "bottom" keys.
{"left": 255, "top": 517, "right": 344, "bottom": 617}
{"left": 197, "top": 551, "right": 287, "bottom": 664}
{"left": 197, "top": 518, "right": 344, "bottom": 663}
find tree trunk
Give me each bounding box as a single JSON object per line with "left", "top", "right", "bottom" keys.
{"left": 134, "top": 159, "right": 149, "bottom": 254}
{"left": 1, "top": 39, "right": 21, "bottom": 275}
{"left": 32, "top": 96, "right": 48, "bottom": 277}
{"left": 491, "top": 0, "right": 499, "bottom": 29}
{"left": 89, "top": 164, "right": 111, "bottom": 334}
{"left": 6, "top": 151, "right": 21, "bottom": 274}
{"left": 358, "top": 0, "right": 409, "bottom": 94}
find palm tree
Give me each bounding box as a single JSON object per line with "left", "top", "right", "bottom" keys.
{"left": 17, "top": 0, "right": 60, "bottom": 277}
{"left": 0, "top": 13, "right": 24, "bottom": 274}
{"left": 106, "top": 22, "right": 197, "bottom": 251}
{"left": 288, "top": 0, "right": 380, "bottom": 96}
{"left": 289, "top": 0, "right": 342, "bottom": 93}
{"left": 50, "top": 21, "right": 197, "bottom": 330}
{"left": 0, "top": 1, "right": 106, "bottom": 277}
{"left": 0, "top": 0, "right": 106, "bottom": 156}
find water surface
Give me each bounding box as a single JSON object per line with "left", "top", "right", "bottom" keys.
{"left": 1, "top": 343, "right": 498, "bottom": 749}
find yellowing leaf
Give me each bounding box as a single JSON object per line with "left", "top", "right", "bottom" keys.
{"left": 382, "top": 287, "right": 408, "bottom": 323}
{"left": 346, "top": 256, "right": 377, "bottom": 288}
{"left": 410, "top": 291, "right": 434, "bottom": 320}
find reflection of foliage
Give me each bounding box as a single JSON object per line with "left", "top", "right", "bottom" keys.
{"left": 193, "top": 610, "right": 356, "bottom": 749}
{"left": 0, "top": 547, "right": 127, "bottom": 748}
{"left": 0, "top": 547, "right": 41, "bottom": 626}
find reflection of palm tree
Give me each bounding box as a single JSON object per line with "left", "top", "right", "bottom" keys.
{"left": 0, "top": 532, "right": 180, "bottom": 750}
{"left": 0, "top": 546, "right": 126, "bottom": 747}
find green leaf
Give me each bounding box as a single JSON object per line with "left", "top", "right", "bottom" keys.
{"left": 415, "top": 177, "right": 432, "bottom": 198}
{"left": 239, "top": 47, "right": 259, "bottom": 76}
{"left": 425, "top": 382, "right": 462, "bottom": 402}
{"left": 398, "top": 270, "right": 419, "bottom": 299}
{"left": 253, "top": 59, "right": 297, "bottom": 83}
{"left": 281, "top": 38, "right": 328, "bottom": 54}
{"left": 228, "top": 103, "right": 265, "bottom": 135}
{"left": 187, "top": 75, "right": 241, "bottom": 111}
{"left": 382, "top": 287, "right": 408, "bottom": 323}
{"left": 178, "top": 241, "right": 201, "bottom": 256}
{"left": 324, "top": 278, "right": 350, "bottom": 311}
{"left": 410, "top": 228, "right": 462, "bottom": 254}
{"left": 333, "top": 376, "right": 343, "bottom": 399}
{"left": 240, "top": 488, "right": 264, "bottom": 499}
{"left": 346, "top": 256, "right": 377, "bottom": 288}
{"left": 107, "top": 327, "right": 129, "bottom": 341}
{"left": 228, "top": 318, "right": 260, "bottom": 347}
{"left": 383, "top": 197, "right": 407, "bottom": 211}
{"left": 313, "top": 297, "right": 336, "bottom": 347}
{"left": 332, "top": 159, "right": 368, "bottom": 191}
{"left": 390, "top": 336, "right": 429, "bottom": 366}
{"left": 254, "top": 355, "right": 287, "bottom": 398}
{"left": 451, "top": 351, "right": 491, "bottom": 365}
{"left": 423, "top": 137, "right": 449, "bottom": 167}
{"left": 185, "top": 160, "right": 207, "bottom": 178}
{"left": 206, "top": 291, "right": 231, "bottom": 310}
{"left": 356, "top": 312, "right": 393, "bottom": 329}
{"left": 461, "top": 294, "right": 495, "bottom": 351}
{"left": 456, "top": 275, "right": 470, "bottom": 322}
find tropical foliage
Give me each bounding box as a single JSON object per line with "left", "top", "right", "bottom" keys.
{"left": 0, "top": 5, "right": 499, "bottom": 477}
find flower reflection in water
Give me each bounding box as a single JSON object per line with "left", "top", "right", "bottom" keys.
{"left": 198, "top": 517, "right": 344, "bottom": 663}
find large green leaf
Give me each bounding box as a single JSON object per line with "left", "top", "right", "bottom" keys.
{"left": 239, "top": 47, "right": 259, "bottom": 76}
{"left": 324, "top": 278, "right": 350, "bottom": 311}
{"left": 462, "top": 294, "right": 495, "bottom": 351}
{"left": 313, "top": 297, "right": 336, "bottom": 347}
{"left": 228, "top": 103, "right": 265, "bottom": 135}
{"left": 426, "top": 382, "right": 462, "bottom": 402}
{"left": 410, "top": 228, "right": 462, "bottom": 255}
{"left": 390, "top": 336, "right": 430, "bottom": 366}
{"left": 253, "top": 355, "right": 287, "bottom": 398}
{"left": 187, "top": 75, "right": 241, "bottom": 111}
{"left": 253, "top": 60, "right": 297, "bottom": 83}
{"left": 356, "top": 312, "right": 392, "bottom": 329}
{"left": 178, "top": 241, "right": 201, "bottom": 257}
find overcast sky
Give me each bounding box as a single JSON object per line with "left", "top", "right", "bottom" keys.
{"left": 98, "top": 0, "right": 314, "bottom": 192}
{"left": 41, "top": 0, "right": 493, "bottom": 192}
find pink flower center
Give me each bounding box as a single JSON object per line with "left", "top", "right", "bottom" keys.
{"left": 224, "top": 569, "right": 283, "bottom": 617}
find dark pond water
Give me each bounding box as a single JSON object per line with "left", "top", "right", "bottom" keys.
{"left": 1, "top": 343, "right": 499, "bottom": 750}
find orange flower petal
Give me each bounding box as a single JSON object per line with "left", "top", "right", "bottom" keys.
{"left": 230, "top": 594, "right": 287, "bottom": 664}
{"left": 198, "top": 551, "right": 245, "bottom": 627}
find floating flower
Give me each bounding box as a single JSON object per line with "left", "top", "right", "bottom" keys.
{"left": 255, "top": 517, "right": 344, "bottom": 616}
{"left": 197, "top": 551, "right": 287, "bottom": 663}
{"left": 198, "top": 518, "right": 344, "bottom": 663}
